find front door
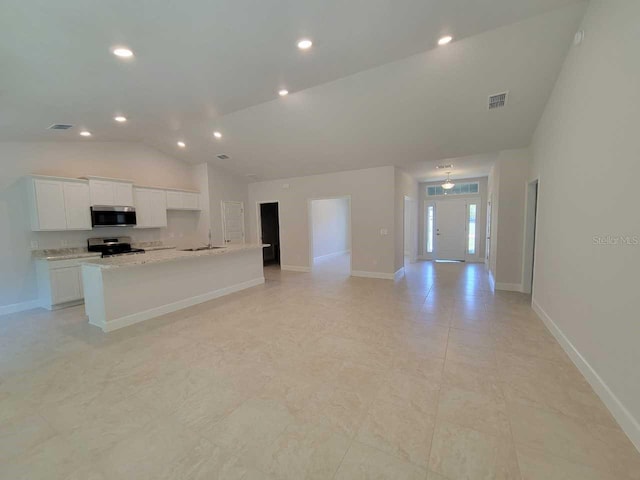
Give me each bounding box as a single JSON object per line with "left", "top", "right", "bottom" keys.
{"left": 435, "top": 199, "right": 466, "bottom": 260}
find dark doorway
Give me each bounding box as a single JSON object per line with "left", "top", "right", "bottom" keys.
{"left": 260, "top": 202, "right": 281, "bottom": 266}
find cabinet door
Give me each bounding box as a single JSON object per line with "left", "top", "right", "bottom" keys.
{"left": 34, "top": 179, "right": 67, "bottom": 230}
{"left": 133, "top": 188, "right": 152, "bottom": 228}
{"left": 182, "top": 193, "right": 199, "bottom": 210}
{"left": 90, "top": 180, "right": 115, "bottom": 206}
{"left": 166, "top": 191, "right": 183, "bottom": 209}
{"left": 63, "top": 182, "right": 92, "bottom": 230}
{"left": 114, "top": 183, "right": 134, "bottom": 206}
{"left": 151, "top": 190, "right": 167, "bottom": 227}
{"left": 51, "top": 267, "right": 82, "bottom": 304}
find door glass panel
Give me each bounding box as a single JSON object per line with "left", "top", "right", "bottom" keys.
{"left": 468, "top": 204, "right": 477, "bottom": 255}
{"left": 426, "top": 205, "right": 434, "bottom": 253}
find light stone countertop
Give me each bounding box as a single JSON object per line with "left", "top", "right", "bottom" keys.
{"left": 81, "top": 244, "right": 267, "bottom": 269}
{"left": 32, "top": 243, "right": 177, "bottom": 261}
{"left": 32, "top": 249, "right": 102, "bottom": 261}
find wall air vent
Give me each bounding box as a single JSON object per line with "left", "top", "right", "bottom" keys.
{"left": 47, "top": 124, "right": 73, "bottom": 130}
{"left": 216, "top": 154, "right": 230, "bottom": 160}
{"left": 488, "top": 92, "right": 508, "bottom": 110}
{"left": 436, "top": 164, "right": 453, "bottom": 170}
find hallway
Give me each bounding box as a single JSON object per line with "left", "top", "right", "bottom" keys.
{"left": 1, "top": 262, "right": 639, "bottom": 479}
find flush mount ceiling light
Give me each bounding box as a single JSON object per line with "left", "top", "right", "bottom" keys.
{"left": 442, "top": 172, "right": 455, "bottom": 190}
{"left": 112, "top": 47, "right": 134, "bottom": 58}
{"left": 278, "top": 89, "right": 289, "bottom": 96}
{"left": 79, "top": 130, "right": 92, "bottom": 137}
{"left": 213, "top": 131, "right": 222, "bottom": 139}
{"left": 114, "top": 115, "right": 127, "bottom": 122}
{"left": 177, "top": 141, "right": 186, "bottom": 148}
{"left": 297, "top": 39, "right": 313, "bottom": 50}
{"left": 438, "top": 35, "right": 453, "bottom": 46}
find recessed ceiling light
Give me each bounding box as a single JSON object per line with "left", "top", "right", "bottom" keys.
{"left": 297, "top": 39, "right": 313, "bottom": 50}
{"left": 114, "top": 116, "right": 127, "bottom": 123}
{"left": 177, "top": 141, "right": 186, "bottom": 148}
{"left": 438, "top": 35, "right": 453, "bottom": 46}
{"left": 112, "top": 47, "right": 134, "bottom": 58}
{"left": 213, "top": 131, "right": 222, "bottom": 139}
{"left": 79, "top": 130, "right": 91, "bottom": 137}
{"left": 278, "top": 89, "right": 289, "bottom": 96}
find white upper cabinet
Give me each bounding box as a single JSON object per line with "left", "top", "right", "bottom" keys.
{"left": 114, "top": 182, "right": 134, "bottom": 206}
{"left": 27, "top": 175, "right": 199, "bottom": 231}
{"left": 165, "top": 191, "right": 183, "bottom": 209}
{"left": 28, "top": 177, "right": 92, "bottom": 231}
{"left": 63, "top": 182, "right": 92, "bottom": 230}
{"left": 31, "top": 178, "right": 67, "bottom": 231}
{"left": 166, "top": 190, "right": 200, "bottom": 211}
{"left": 87, "top": 178, "right": 134, "bottom": 206}
{"left": 134, "top": 188, "right": 167, "bottom": 228}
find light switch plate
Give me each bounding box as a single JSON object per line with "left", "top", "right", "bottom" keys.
{"left": 379, "top": 228, "right": 388, "bottom": 236}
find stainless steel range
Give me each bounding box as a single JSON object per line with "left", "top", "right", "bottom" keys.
{"left": 87, "top": 236, "right": 145, "bottom": 258}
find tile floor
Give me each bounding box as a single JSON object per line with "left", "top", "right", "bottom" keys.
{"left": 1, "top": 255, "right": 639, "bottom": 479}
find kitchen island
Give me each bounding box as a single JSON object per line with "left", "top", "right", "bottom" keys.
{"left": 81, "top": 244, "right": 265, "bottom": 332}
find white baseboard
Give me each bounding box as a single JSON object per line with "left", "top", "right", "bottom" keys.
{"left": 394, "top": 267, "right": 405, "bottom": 281}
{"left": 495, "top": 282, "right": 523, "bottom": 292}
{"left": 94, "top": 277, "right": 265, "bottom": 332}
{"left": 281, "top": 265, "right": 311, "bottom": 273}
{"left": 351, "top": 270, "right": 394, "bottom": 280}
{"left": 532, "top": 299, "right": 640, "bottom": 453}
{"left": 313, "top": 250, "right": 350, "bottom": 261}
{"left": 0, "top": 299, "right": 42, "bottom": 317}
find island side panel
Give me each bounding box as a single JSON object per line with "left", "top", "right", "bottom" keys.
{"left": 99, "top": 248, "right": 264, "bottom": 331}
{"left": 82, "top": 264, "right": 108, "bottom": 331}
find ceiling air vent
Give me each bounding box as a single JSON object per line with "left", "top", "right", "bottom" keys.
{"left": 436, "top": 164, "right": 453, "bottom": 170}
{"left": 488, "top": 92, "right": 508, "bottom": 110}
{"left": 216, "top": 154, "right": 230, "bottom": 160}
{"left": 47, "top": 124, "right": 73, "bottom": 130}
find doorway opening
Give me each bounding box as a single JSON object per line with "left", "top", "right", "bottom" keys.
{"left": 522, "top": 179, "right": 539, "bottom": 295}
{"left": 258, "top": 202, "right": 281, "bottom": 267}
{"left": 308, "top": 196, "right": 351, "bottom": 276}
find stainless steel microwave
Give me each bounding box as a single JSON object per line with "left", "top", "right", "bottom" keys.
{"left": 90, "top": 206, "right": 136, "bottom": 228}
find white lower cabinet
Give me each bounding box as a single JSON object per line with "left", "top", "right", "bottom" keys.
{"left": 36, "top": 257, "right": 97, "bottom": 309}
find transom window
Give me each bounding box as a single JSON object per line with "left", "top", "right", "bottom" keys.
{"left": 427, "top": 182, "right": 479, "bottom": 196}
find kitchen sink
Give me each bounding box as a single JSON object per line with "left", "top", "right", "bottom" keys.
{"left": 180, "top": 246, "right": 225, "bottom": 251}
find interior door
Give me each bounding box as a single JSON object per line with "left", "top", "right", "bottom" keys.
{"left": 222, "top": 201, "right": 245, "bottom": 244}
{"left": 435, "top": 200, "right": 467, "bottom": 260}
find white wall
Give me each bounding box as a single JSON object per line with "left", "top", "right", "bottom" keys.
{"left": 0, "top": 141, "right": 205, "bottom": 309}
{"left": 311, "top": 198, "right": 350, "bottom": 259}
{"left": 207, "top": 164, "right": 250, "bottom": 245}
{"left": 491, "top": 148, "right": 530, "bottom": 288}
{"left": 530, "top": 0, "right": 640, "bottom": 449}
{"left": 248, "top": 166, "right": 395, "bottom": 275}
{"left": 394, "top": 168, "right": 418, "bottom": 271}
{"left": 418, "top": 176, "right": 488, "bottom": 263}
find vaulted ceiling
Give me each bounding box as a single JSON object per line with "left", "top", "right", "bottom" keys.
{"left": 0, "top": 0, "right": 586, "bottom": 180}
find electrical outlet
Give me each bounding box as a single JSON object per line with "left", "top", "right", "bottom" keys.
{"left": 30, "top": 240, "right": 38, "bottom": 249}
